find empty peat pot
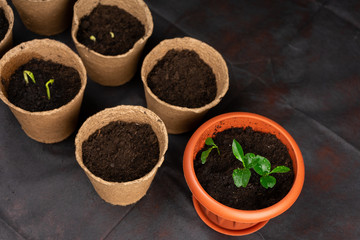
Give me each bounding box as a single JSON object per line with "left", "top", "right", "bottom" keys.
{"left": 11, "top": 0, "right": 74, "bottom": 36}
{"left": 71, "top": 0, "right": 153, "bottom": 86}
{"left": 0, "top": 0, "right": 14, "bottom": 56}
{"left": 183, "top": 112, "right": 305, "bottom": 236}
{"left": 141, "top": 37, "right": 229, "bottom": 134}
{"left": 0, "top": 39, "right": 87, "bottom": 143}
{"left": 75, "top": 105, "right": 168, "bottom": 206}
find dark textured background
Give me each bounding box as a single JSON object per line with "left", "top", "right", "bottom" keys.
{"left": 1, "top": 0, "right": 359, "bottom": 239}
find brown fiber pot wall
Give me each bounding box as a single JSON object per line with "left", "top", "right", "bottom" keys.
{"left": 11, "top": 0, "right": 74, "bottom": 36}
{"left": 0, "top": 0, "right": 14, "bottom": 56}
{"left": 141, "top": 37, "right": 229, "bottom": 134}
{"left": 0, "top": 39, "right": 87, "bottom": 143}
{"left": 71, "top": 0, "right": 153, "bottom": 86}
{"left": 75, "top": 105, "right": 168, "bottom": 206}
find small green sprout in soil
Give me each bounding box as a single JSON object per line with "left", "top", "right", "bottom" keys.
{"left": 45, "top": 79, "right": 54, "bottom": 100}
{"left": 110, "top": 31, "right": 115, "bottom": 38}
{"left": 23, "top": 70, "right": 36, "bottom": 85}
{"left": 232, "top": 139, "right": 290, "bottom": 189}
{"left": 253, "top": 157, "right": 290, "bottom": 189}
{"left": 90, "top": 35, "right": 96, "bottom": 42}
{"left": 231, "top": 139, "right": 257, "bottom": 188}
{"left": 201, "top": 137, "right": 220, "bottom": 164}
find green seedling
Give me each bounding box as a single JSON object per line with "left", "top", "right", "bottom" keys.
{"left": 232, "top": 139, "right": 257, "bottom": 188}
{"left": 45, "top": 79, "right": 54, "bottom": 100}
{"left": 110, "top": 31, "right": 115, "bottom": 38}
{"left": 232, "top": 139, "right": 290, "bottom": 189}
{"left": 201, "top": 137, "right": 220, "bottom": 164}
{"left": 23, "top": 70, "right": 36, "bottom": 85}
{"left": 252, "top": 157, "right": 290, "bottom": 189}
{"left": 90, "top": 35, "right": 96, "bottom": 42}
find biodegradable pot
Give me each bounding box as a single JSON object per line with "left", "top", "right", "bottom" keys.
{"left": 183, "top": 112, "right": 305, "bottom": 236}
{"left": 75, "top": 105, "right": 168, "bottom": 206}
{"left": 11, "top": 0, "right": 74, "bottom": 36}
{"left": 0, "top": 0, "right": 14, "bottom": 56}
{"left": 0, "top": 39, "right": 87, "bottom": 143}
{"left": 71, "top": 0, "right": 153, "bottom": 86}
{"left": 141, "top": 37, "right": 229, "bottom": 134}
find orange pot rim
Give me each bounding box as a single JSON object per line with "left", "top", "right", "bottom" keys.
{"left": 183, "top": 112, "right": 305, "bottom": 223}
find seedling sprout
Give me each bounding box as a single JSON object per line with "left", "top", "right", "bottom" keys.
{"left": 232, "top": 139, "right": 290, "bottom": 189}
{"left": 90, "top": 35, "right": 96, "bottom": 42}
{"left": 23, "top": 70, "right": 36, "bottom": 85}
{"left": 45, "top": 79, "right": 54, "bottom": 100}
{"left": 201, "top": 137, "right": 220, "bottom": 164}
{"left": 110, "top": 32, "right": 115, "bottom": 38}
{"left": 200, "top": 137, "right": 291, "bottom": 189}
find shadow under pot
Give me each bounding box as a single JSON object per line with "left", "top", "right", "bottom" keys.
{"left": 0, "top": 0, "right": 14, "bottom": 56}
{"left": 0, "top": 39, "right": 87, "bottom": 143}
{"left": 11, "top": 0, "right": 74, "bottom": 36}
{"left": 183, "top": 112, "right": 305, "bottom": 236}
{"left": 75, "top": 105, "right": 168, "bottom": 206}
{"left": 141, "top": 37, "right": 229, "bottom": 134}
{"left": 72, "top": 0, "right": 153, "bottom": 86}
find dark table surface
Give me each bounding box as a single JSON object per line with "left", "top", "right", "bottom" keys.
{"left": 1, "top": 0, "right": 359, "bottom": 239}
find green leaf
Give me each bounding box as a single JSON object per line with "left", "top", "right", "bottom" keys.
{"left": 205, "top": 137, "right": 215, "bottom": 146}
{"left": 232, "top": 139, "right": 244, "bottom": 165}
{"left": 270, "top": 166, "right": 290, "bottom": 174}
{"left": 201, "top": 148, "right": 213, "bottom": 164}
{"left": 244, "top": 153, "right": 257, "bottom": 168}
{"left": 232, "top": 168, "right": 251, "bottom": 188}
{"left": 253, "top": 156, "right": 271, "bottom": 176}
{"left": 260, "top": 175, "right": 276, "bottom": 189}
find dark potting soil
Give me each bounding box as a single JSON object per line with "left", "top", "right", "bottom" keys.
{"left": 147, "top": 49, "right": 217, "bottom": 108}
{"left": 82, "top": 121, "right": 160, "bottom": 182}
{"left": 6, "top": 58, "right": 82, "bottom": 112}
{"left": 0, "top": 8, "right": 9, "bottom": 41}
{"left": 194, "top": 127, "right": 295, "bottom": 210}
{"left": 76, "top": 4, "right": 145, "bottom": 56}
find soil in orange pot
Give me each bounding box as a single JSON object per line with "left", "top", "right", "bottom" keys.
{"left": 82, "top": 121, "right": 160, "bottom": 182}
{"left": 0, "top": 8, "right": 9, "bottom": 41}
{"left": 147, "top": 49, "right": 217, "bottom": 108}
{"left": 194, "top": 127, "right": 294, "bottom": 210}
{"left": 76, "top": 4, "right": 145, "bottom": 56}
{"left": 6, "top": 58, "right": 82, "bottom": 112}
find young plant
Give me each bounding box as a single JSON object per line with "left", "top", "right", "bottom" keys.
{"left": 110, "top": 31, "right": 115, "bottom": 38}
{"left": 23, "top": 70, "right": 36, "bottom": 85}
{"left": 201, "top": 137, "right": 220, "bottom": 164}
{"left": 90, "top": 35, "right": 96, "bottom": 42}
{"left": 253, "top": 157, "right": 290, "bottom": 189}
{"left": 45, "top": 79, "right": 54, "bottom": 100}
{"left": 232, "top": 139, "right": 290, "bottom": 189}
{"left": 232, "top": 139, "right": 257, "bottom": 187}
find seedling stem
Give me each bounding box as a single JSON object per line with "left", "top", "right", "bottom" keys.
{"left": 23, "top": 70, "right": 36, "bottom": 85}
{"left": 45, "top": 79, "right": 54, "bottom": 100}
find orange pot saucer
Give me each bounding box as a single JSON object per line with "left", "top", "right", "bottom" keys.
{"left": 193, "top": 196, "right": 269, "bottom": 236}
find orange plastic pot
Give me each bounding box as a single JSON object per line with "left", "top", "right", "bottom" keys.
{"left": 183, "top": 112, "right": 305, "bottom": 236}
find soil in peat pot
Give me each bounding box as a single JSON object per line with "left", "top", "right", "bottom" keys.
{"left": 76, "top": 4, "right": 145, "bottom": 56}
{"left": 0, "top": 8, "right": 9, "bottom": 41}
{"left": 82, "top": 121, "right": 160, "bottom": 182}
{"left": 6, "top": 58, "right": 82, "bottom": 112}
{"left": 147, "top": 49, "right": 217, "bottom": 108}
{"left": 194, "top": 127, "right": 295, "bottom": 210}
